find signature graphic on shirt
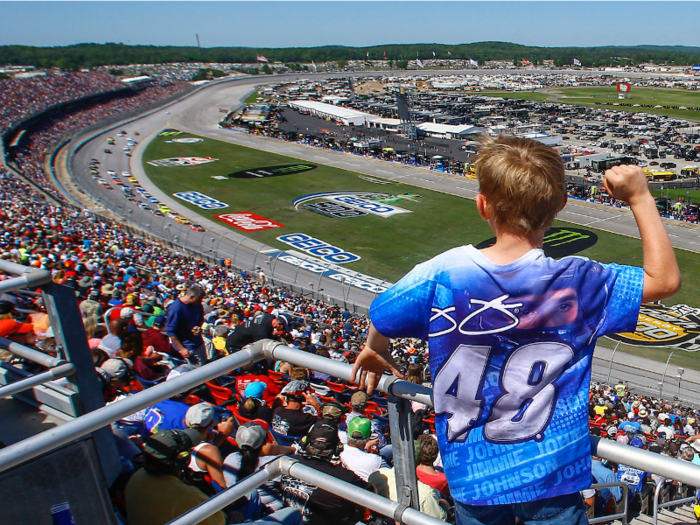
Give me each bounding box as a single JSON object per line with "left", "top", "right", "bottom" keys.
{"left": 429, "top": 295, "right": 523, "bottom": 338}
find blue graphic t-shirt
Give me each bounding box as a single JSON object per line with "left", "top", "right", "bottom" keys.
{"left": 370, "top": 245, "right": 643, "bottom": 506}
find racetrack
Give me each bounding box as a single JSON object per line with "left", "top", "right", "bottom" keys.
{"left": 66, "top": 70, "right": 700, "bottom": 403}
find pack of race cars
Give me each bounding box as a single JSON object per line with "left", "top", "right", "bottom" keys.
{"left": 88, "top": 135, "right": 206, "bottom": 232}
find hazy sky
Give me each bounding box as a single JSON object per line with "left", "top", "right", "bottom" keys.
{"left": 2, "top": 2, "right": 700, "bottom": 48}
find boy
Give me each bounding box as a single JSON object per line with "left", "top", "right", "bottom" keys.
{"left": 351, "top": 136, "right": 680, "bottom": 525}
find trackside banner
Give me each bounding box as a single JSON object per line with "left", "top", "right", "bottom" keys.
{"left": 214, "top": 212, "right": 284, "bottom": 231}
{"left": 607, "top": 303, "right": 700, "bottom": 351}
{"left": 259, "top": 248, "right": 389, "bottom": 294}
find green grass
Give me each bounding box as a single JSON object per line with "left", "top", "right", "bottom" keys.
{"left": 651, "top": 187, "right": 700, "bottom": 202}
{"left": 142, "top": 131, "right": 700, "bottom": 365}
{"left": 244, "top": 89, "right": 263, "bottom": 104}
{"left": 473, "top": 87, "right": 700, "bottom": 122}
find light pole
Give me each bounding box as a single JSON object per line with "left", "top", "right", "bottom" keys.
{"left": 173, "top": 235, "right": 179, "bottom": 249}
{"left": 678, "top": 367, "right": 685, "bottom": 400}
{"left": 163, "top": 223, "right": 171, "bottom": 240}
{"left": 214, "top": 232, "right": 226, "bottom": 260}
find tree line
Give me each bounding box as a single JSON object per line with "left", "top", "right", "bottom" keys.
{"left": 3, "top": 42, "right": 700, "bottom": 70}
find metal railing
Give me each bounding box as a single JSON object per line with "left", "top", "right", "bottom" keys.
{"left": 652, "top": 476, "right": 697, "bottom": 525}
{"left": 588, "top": 481, "right": 629, "bottom": 525}
{"left": 166, "top": 456, "right": 445, "bottom": 525}
{"left": 591, "top": 340, "right": 700, "bottom": 406}
{"left": 3, "top": 339, "right": 700, "bottom": 525}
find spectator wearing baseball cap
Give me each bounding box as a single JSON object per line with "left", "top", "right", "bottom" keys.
{"left": 125, "top": 428, "right": 228, "bottom": 525}
{"left": 223, "top": 421, "right": 295, "bottom": 511}
{"left": 239, "top": 381, "right": 273, "bottom": 424}
{"left": 0, "top": 300, "right": 35, "bottom": 360}
{"left": 272, "top": 380, "right": 319, "bottom": 438}
{"left": 284, "top": 420, "right": 374, "bottom": 525}
{"left": 339, "top": 417, "right": 382, "bottom": 481}
{"left": 184, "top": 403, "right": 235, "bottom": 489}
{"left": 142, "top": 314, "right": 174, "bottom": 359}
{"left": 345, "top": 391, "right": 386, "bottom": 449}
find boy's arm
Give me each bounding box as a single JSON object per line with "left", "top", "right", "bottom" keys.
{"left": 603, "top": 164, "right": 681, "bottom": 302}
{"left": 350, "top": 323, "right": 403, "bottom": 394}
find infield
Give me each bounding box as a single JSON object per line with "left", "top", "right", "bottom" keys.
{"left": 142, "top": 130, "right": 700, "bottom": 306}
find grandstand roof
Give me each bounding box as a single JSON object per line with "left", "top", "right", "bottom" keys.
{"left": 288, "top": 100, "right": 374, "bottom": 126}
{"left": 416, "top": 122, "right": 483, "bottom": 137}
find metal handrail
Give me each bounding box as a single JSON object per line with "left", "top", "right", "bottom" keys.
{"left": 0, "top": 362, "right": 75, "bottom": 399}
{"left": 0, "top": 260, "right": 51, "bottom": 294}
{"left": 588, "top": 481, "right": 629, "bottom": 525}
{"left": 166, "top": 456, "right": 446, "bottom": 525}
{"left": 652, "top": 476, "right": 697, "bottom": 525}
{"left": 3, "top": 339, "right": 700, "bottom": 492}
{"left": 0, "top": 337, "right": 66, "bottom": 368}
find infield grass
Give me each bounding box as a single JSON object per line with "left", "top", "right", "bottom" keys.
{"left": 142, "top": 131, "right": 700, "bottom": 364}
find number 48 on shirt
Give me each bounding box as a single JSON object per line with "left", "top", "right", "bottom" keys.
{"left": 434, "top": 342, "right": 574, "bottom": 443}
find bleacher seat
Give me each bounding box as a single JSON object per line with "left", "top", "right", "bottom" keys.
{"left": 270, "top": 428, "right": 302, "bottom": 446}
{"left": 206, "top": 381, "right": 235, "bottom": 406}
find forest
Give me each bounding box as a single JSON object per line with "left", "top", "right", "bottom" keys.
{"left": 3, "top": 42, "right": 700, "bottom": 70}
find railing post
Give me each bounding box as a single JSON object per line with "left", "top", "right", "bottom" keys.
{"left": 606, "top": 341, "right": 620, "bottom": 384}
{"left": 41, "top": 281, "right": 122, "bottom": 483}
{"left": 386, "top": 393, "right": 420, "bottom": 511}
{"left": 660, "top": 352, "right": 674, "bottom": 398}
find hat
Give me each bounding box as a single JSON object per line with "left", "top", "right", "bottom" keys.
{"left": 630, "top": 436, "right": 645, "bottom": 449}
{"left": 153, "top": 315, "right": 166, "bottom": 326}
{"left": 691, "top": 441, "right": 700, "bottom": 454}
{"left": 89, "top": 289, "right": 100, "bottom": 298}
{"left": 276, "top": 312, "right": 292, "bottom": 329}
{"left": 98, "top": 334, "right": 121, "bottom": 357}
{"left": 0, "top": 300, "right": 15, "bottom": 315}
{"left": 215, "top": 324, "right": 229, "bottom": 337}
{"left": 321, "top": 401, "right": 345, "bottom": 420}
{"left": 236, "top": 422, "right": 267, "bottom": 450}
{"left": 638, "top": 408, "right": 648, "bottom": 418}
{"left": 244, "top": 381, "right": 267, "bottom": 400}
{"left": 632, "top": 400, "right": 640, "bottom": 408}
{"left": 120, "top": 307, "right": 135, "bottom": 319}
{"left": 347, "top": 417, "right": 372, "bottom": 440}
{"left": 101, "top": 358, "right": 132, "bottom": 381}
{"left": 166, "top": 364, "right": 196, "bottom": 381}
{"left": 185, "top": 403, "right": 215, "bottom": 429}
{"left": 305, "top": 422, "right": 339, "bottom": 458}
{"left": 143, "top": 429, "right": 202, "bottom": 462}
{"left": 78, "top": 276, "right": 94, "bottom": 288}
{"left": 176, "top": 284, "right": 187, "bottom": 291}
{"left": 648, "top": 442, "right": 662, "bottom": 454}
{"left": 627, "top": 412, "right": 636, "bottom": 420}
{"left": 281, "top": 380, "right": 308, "bottom": 398}
{"left": 351, "top": 391, "right": 368, "bottom": 408}
{"left": 101, "top": 283, "right": 114, "bottom": 295}
{"left": 581, "top": 488, "right": 596, "bottom": 499}
{"left": 607, "top": 426, "right": 618, "bottom": 437}
{"left": 125, "top": 295, "right": 136, "bottom": 306}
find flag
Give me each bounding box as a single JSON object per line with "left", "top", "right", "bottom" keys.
{"left": 416, "top": 58, "right": 424, "bottom": 68}
{"left": 256, "top": 54, "right": 268, "bottom": 63}
{"left": 311, "top": 60, "right": 317, "bottom": 72}
{"left": 470, "top": 59, "right": 478, "bottom": 67}
{"left": 432, "top": 51, "right": 436, "bottom": 57}
{"left": 383, "top": 51, "right": 386, "bottom": 57}
{"left": 366, "top": 51, "right": 369, "bottom": 57}
{"left": 522, "top": 59, "right": 533, "bottom": 66}
{"left": 573, "top": 58, "right": 582, "bottom": 66}
{"left": 448, "top": 51, "right": 452, "bottom": 57}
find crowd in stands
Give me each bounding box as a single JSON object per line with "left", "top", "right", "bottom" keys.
{"left": 0, "top": 71, "right": 188, "bottom": 200}
{"left": 584, "top": 379, "right": 700, "bottom": 521}
{"left": 2, "top": 70, "right": 700, "bottom": 525}
{"left": 0, "top": 71, "right": 124, "bottom": 134}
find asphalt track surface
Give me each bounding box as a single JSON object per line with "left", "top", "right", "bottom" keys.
{"left": 68, "top": 70, "right": 700, "bottom": 403}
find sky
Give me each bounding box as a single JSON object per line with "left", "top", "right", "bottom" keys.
{"left": 2, "top": 2, "right": 700, "bottom": 49}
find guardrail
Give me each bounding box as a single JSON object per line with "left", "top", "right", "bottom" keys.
{"left": 588, "top": 481, "right": 629, "bottom": 525}
{"left": 3, "top": 338, "right": 700, "bottom": 524}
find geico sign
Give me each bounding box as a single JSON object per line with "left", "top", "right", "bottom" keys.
{"left": 277, "top": 255, "right": 386, "bottom": 293}
{"left": 173, "top": 191, "right": 228, "bottom": 210}
{"left": 327, "top": 272, "right": 388, "bottom": 293}
{"left": 214, "top": 212, "right": 284, "bottom": 231}
{"left": 329, "top": 195, "right": 410, "bottom": 218}
{"left": 277, "top": 233, "right": 360, "bottom": 264}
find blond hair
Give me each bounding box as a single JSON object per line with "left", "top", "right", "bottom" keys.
{"left": 474, "top": 135, "right": 566, "bottom": 237}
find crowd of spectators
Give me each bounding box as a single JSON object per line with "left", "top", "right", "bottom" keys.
{"left": 0, "top": 71, "right": 189, "bottom": 200}
{"left": 584, "top": 379, "right": 700, "bottom": 521}
{"left": 0, "top": 71, "right": 124, "bottom": 134}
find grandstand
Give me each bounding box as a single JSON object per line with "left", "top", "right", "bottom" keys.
{"left": 2, "top": 71, "right": 700, "bottom": 525}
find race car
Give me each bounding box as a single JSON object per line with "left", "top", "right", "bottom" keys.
{"left": 189, "top": 224, "right": 206, "bottom": 232}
